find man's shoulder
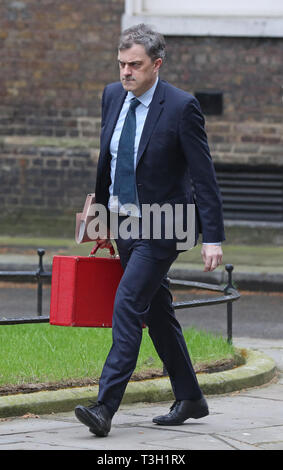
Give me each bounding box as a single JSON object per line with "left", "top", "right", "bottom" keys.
{"left": 103, "top": 81, "right": 124, "bottom": 96}
{"left": 161, "top": 80, "right": 197, "bottom": 106}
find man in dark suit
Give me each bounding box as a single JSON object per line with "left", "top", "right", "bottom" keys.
{"left": 75, "top": 24, "right": 225, "bottom": 437}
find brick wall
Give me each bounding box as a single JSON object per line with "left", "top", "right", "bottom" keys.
{"left": 0, "top": 1, "right": 283, "bottom": 221}
{"left": 164, "top": 36, "right": 283, "bottom": 124}
{"left": 163, "top": 36, "right": 283, "bottom": 167}
{"left": 0, "top": 139, "right": 99, "bottom": 215}
{"left": 0, "top": 0, "right": 124, "bottom": 138}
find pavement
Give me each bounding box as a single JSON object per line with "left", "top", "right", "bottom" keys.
{"left": 0, "top": 242, "right": 282, "bottom": 450}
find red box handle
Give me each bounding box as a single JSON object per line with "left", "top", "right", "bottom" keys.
{"left": 90, "top": 243, "right": 115, "bottom": 257}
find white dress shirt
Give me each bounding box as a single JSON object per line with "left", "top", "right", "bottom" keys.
{"left": 108, "top": 77, "right": 158, "bottom": 217}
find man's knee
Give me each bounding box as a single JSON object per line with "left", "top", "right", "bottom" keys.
{"left": 114, "top": 282, "right": 149, "bottom": 317}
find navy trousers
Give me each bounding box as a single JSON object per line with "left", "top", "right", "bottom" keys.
{"left": 97, "top": 217, "right": 203, "bottom": 415}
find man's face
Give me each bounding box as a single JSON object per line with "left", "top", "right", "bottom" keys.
{"left": 118, "top": 44, "right": 162, "bottom": 97}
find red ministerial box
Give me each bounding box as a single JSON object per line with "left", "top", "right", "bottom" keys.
{"left": 49, "top": 255, "right": 124, "bottom": 327}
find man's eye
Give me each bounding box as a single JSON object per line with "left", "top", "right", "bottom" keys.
{"left": 118, "top": 61, "right": 142, "bottom": 69}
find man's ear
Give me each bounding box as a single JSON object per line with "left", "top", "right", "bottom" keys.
{"left": 154, "top": 58, "right": 163, "bottom": 72}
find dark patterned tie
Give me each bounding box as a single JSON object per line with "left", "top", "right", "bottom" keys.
{"left": 113, "top": 97, "right": 140, "bottom": 207}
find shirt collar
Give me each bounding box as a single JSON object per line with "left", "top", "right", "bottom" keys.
{"left": 127, "top": 77, "right": 159, "bottom": 108}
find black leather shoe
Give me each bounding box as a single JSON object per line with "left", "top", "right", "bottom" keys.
{"left": 152, "top": 397, "right": 209, "bottom": 425}
{"left": 75, "top": 402, "right": 112, "bottom": 437}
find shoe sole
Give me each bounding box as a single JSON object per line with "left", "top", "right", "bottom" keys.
{"left": 74, "top": 406, "right": 109, "bottom": 437}
{"left": 153, "top": 408, "right": 209, "bottom": 425}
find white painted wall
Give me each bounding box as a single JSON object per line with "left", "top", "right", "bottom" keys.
{"left": 123, "top": 0, "right": 283, "bottom": 37}
{"left": 139, "top": 0, "right": 283, "bottom": 17}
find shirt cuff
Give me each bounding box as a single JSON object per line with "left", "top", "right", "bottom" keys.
{"left": 202, "top": 242, "right": 222, "bottom": 245}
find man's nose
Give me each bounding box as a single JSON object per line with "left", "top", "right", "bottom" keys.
{"left": 123, "top": 64, "right": 132, "bottom": 75}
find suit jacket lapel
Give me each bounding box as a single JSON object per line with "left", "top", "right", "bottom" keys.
{"left": 100, "top": 87, "right": 127, "bottom": 161}
{"left": 136, "top": 79, "right": 165, "bottom": 167}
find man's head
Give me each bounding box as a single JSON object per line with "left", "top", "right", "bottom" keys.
{"left": 118, "top": 24, "right": 166, "bottom": 97}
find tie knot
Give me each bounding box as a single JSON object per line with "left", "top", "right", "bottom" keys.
{"left": 130, "top": 98, "right": 140, "bottom": 110}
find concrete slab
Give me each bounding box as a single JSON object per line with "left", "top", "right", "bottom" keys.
{"left": 1, "top": 384, "right": 283, "bottom": 451}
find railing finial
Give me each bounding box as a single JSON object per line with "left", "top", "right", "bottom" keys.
{"left": 37, "top": 248, "right": 45, "bottom": 274}
{"left": 225, "top": 264, "right": 234, "bottom": 293}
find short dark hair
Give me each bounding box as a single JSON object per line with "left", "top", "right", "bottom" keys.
{"left": 119, "top": 23, "right": 166, "bottom": 62}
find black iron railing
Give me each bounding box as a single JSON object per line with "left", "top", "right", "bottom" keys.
{"left": 169, "top": 264, "right": 240, "bottom": 343}
{"left": 0, "top": 249, "right": 240, "bottom": 343}
{"left": 0, "top": 248, "right": 51, "bottom": 324}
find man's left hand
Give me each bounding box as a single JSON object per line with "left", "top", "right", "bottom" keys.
{"left": 201, "top": 244, "right": 223, "bottom": 272}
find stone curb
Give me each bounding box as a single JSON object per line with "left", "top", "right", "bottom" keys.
{"left": 0, "top": 349, "right": 276, "bottom": 419}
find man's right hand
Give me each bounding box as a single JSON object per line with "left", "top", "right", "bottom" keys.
{"left": 90, "top": 237, "right": 116, "bottom": 257}
{"left": 94, "top": 238, "right": 114, "bottom": 251}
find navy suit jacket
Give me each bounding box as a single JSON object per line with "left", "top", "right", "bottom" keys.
{"left": 95, "top": 79, "right": 225, "bottom": 257}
